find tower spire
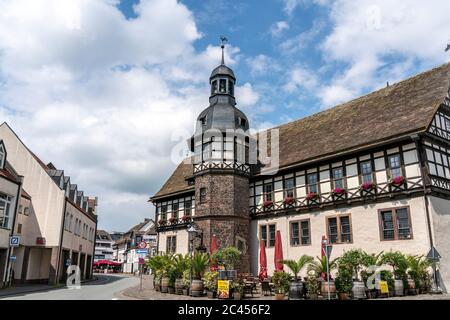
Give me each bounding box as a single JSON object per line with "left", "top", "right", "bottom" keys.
{"left": 220, "top": 36, "right": 228, "bottom": 65}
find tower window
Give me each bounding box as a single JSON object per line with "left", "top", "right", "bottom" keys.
{"left": 229, "top": 80, "right": 234, "bottom": 96}
{"left": 211, "top": 80, "right": 218, "bottom": 94}
{"left": 219, "top": 79, "right": 227, "bottom": 93}
{"left": 200, "top": 116, "right": 207, "bottom": 126}
{"left": 200, "top": 188, "right": 207, "bottom": 203}
{"left": 238, "top": 117, "right": 246, "bottom": 127}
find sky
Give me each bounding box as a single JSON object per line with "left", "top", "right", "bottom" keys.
{"left": 0, "top": 0, "right": 450, "bottom": 231}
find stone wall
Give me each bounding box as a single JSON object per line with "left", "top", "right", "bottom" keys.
{"left": 194, "top": 172, "right": 250, "bottom": 272}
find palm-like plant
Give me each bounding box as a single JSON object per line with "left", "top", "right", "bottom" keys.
{"left": 172, "top": 253, "right": 190, "bottom": 278}
{"left": 307, "top": 256, "right": 337, "bottom": 281}
{"left": 380, "top": 251, "right": 408, "bottom": 280}
{"left": 191, "top": 252, "right": 210, "bottom": 279}
{"left": 361, "top": 251, "right": 383, "bottom": 267}
{"left": 281, "top": 255, "right": 314, "bottom": 281}
{"left": 407, "top": 255, "right": 431, "bottom": 289}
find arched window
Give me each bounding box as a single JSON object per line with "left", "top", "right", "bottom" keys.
{"left": 219, "top": 79, "right": 227, "bottom": 93}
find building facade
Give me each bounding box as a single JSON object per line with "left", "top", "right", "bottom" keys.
{"left": 0, "top": 123, "right": 98, "bottom": 285}
{"left": 151, "top": 52, "right": 450, "bottom": 292}
{"left": 94, "top": 230, "right": 115, "bottom": 261}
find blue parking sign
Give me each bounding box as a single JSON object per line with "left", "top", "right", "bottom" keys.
{"left": 9, "top": 235, "right": 20, "bottom": 247}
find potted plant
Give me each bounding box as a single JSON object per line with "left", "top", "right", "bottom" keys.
{"left": 332, "top": 187, "right": 346, "bottom": 196}
{"left": 182, "top": 269, "right": 190, "bottom": 295}
{"left": 169, "top": 217, "right": 176, "bottom": 224}
{"left": 272, "top": 271, "right": 290, "bottom": 300}
{"left": 308, "top": 256, "right": 337, "bottom": 298}
{"left": 173, "top": 254, "right": 189, "bottom": 295}
{"left": 190, "top": 252, "right": 210, "bottom": 297}
{"left": 406, "top": 254, "right": 431, "bottom": 295}
{"left": 231, "top": 280, "right": 244, "bottom": 300}
{"left": 361, "top": 251, "right": 383, "bottom": 298}
{"left": 305, "top": 270, "right": 320, "bottom": 300}
{"left": 281, "top": 255, "right": 313, "bottom": 300}
{"left": 202, "top": 271, "right": 218, "bottom": 299}
{"left": 338, "top": 249, "right": 366, "bottom": 299}
{"left": 360, "top": 182, "right": 375, "bottom": 191}
{"left": 335, "top": 265, "right": 353, "bottom": 300}
{"left": 283, "top": 196, "right": 294, "bottom": 205}
{"left": 158, "top": 219, "right": 166, "bottom": 226}
{"left": 380, "top": 251, "right": 408, "bottom": 296}
{"left": 181, "top": 215, "right": 191, "bottom": 223}
{"left": 146, "top": 254, "right": 166, "bottom": 291}
{"left": 263, "top": 200, "right": 273, "bottom": 208}
{"left": 212, "top": 246, "right": 241, "bottom": 279}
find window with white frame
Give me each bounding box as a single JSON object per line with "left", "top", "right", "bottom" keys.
{"left": 0, "top": 194, "right": 13, "bottom": 229}
{"left": 388, "top": 154, "right": 402, "bottom": 179}
{"left": 360, "top": 161, "right": 373, "bottom": 184}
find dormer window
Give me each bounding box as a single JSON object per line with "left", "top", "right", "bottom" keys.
{"left": 219, "top": 79, "right": 227, "bottom": 93}
{"left": 200, "top": 116, "right": 207, "bottom": 126}
{"left": 238, "top": 117, "right": 246, "bottom": 127}
{"left": 0, "top": 141, "right": 6, "bottom": 170}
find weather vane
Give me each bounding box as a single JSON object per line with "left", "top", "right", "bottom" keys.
{"left": 220, "top": 35, "right": 228, "bottom": 64}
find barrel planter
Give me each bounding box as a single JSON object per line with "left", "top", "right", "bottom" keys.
{"left": 206, "top": 290, "right": 217, "bottom": 299}
{"left": 175, "top": 279, "right": 184, "bottom": 295}
{"left": 394, "top": 280, "right": 404, "bottom": 296}
{"left": 160, "top": 277, "right": 170, "bottom": 293}
{"left": 154, "top": 278, "right": 161, "bottom": 292}
{"left": 191, "top": 279, "right": 204, "bottom": 297}
{"left": 352, "top": 281, "right": 367, "bottom": 300}
{"left": 168, "top": 286, "right": 175, "bottom": 294}
{"left": 407, "top": 279, "right": 417, "bottom": 295}
{"left": 320, "top": 280, "right": 336, "bottom": 299}
{"left": 288, "top": 281, "right": 305, "bottom": 300}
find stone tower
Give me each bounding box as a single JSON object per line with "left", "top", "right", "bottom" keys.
{"left": 188, "top": 40, "right": 251, "bottom": 272}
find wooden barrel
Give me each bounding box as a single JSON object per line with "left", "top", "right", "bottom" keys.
{"left": 191, "top": 279, "right": 204, "bottom": 297}
{"left": 175, "top": 279, "right": 184, "bottom": 295}
{"left": 161, "top": 277, "right": 170, "bottom": 293}
{"left": 394, "top": 280, "right": 404, "bottom": 296}
{"left": 352, "top": 281, "right": 366, "bottom": 300}
{"left": 288, "top": 281, "right": 305, "bottom": 300}
{"left": 407, "top": 279, "right": 417, "bottom": 295}
{"left": 320, "top": 280, "right": 336, "bottom": 299}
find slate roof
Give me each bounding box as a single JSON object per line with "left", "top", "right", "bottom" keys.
{"left": 151, "top": 62, "right": 450, "bottom": 201}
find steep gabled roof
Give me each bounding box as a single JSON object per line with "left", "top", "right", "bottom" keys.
{"left": 151, "top": 61, "right": 450, "bottom": 201}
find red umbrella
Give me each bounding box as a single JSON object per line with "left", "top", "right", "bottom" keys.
{"left": 210, "top": 234, "right": 218, "bottom": 271}
{"left": 258, "top": 239, "right": 268, "bottom": 281}
{"left": 274, "top": 230, "right": 284, "bottom": 271}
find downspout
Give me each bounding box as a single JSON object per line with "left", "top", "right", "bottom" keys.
{"left": 56, "top": 197, "right": 68, "bottom": 284}
{"left": 4, "top": 176, "right": 23, "bottom": 288}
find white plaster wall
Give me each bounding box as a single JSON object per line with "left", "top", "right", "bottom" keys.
{"left": 158, "top": 229, "right": 189, "bottom": 255}
{"left": 250, "top": 196, "right": 431, "bottom": 277}
{"left": 428, "top": 196, "right": 450, "bottom": 293}
{"left": 62, "top": 201, "right": 95, "bottom": 256}
{"left": 0, "top": 177, "right": 19, "bottom": 248}
{"left": 0, "top": 124, "right": 65, "bottom": 246}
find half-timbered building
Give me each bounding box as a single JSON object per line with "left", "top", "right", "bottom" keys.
{"left": 150, "top": 55, "right": 450, "bottom": 291}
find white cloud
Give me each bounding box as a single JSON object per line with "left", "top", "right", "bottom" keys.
{"left": 283, "top": 67, "right": 319, "bottom": 93}
{"left": 236, "top": 83, "right": 260, "bottom": 107}
{"left": 246, "top": 54, "right": 279, "bottom": 76}
{"left": 0, "top": 0, "right": 245, "bottom": 231}
{"left": 318, "top": 0, "right": 450, "bottom": 107}
{"left": 280, "top": 20, "right": 325, "bottom": 54}
{"left": 269, "top": 20, "right": 289, "bottom": 37}
{"left": 283, "top": 0, "right": 329, "bottom": 15}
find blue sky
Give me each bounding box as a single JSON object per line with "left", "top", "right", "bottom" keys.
{"left": 0, "top": 0, "right": 449, "bottom": 231}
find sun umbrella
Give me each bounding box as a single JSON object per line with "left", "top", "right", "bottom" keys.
{"left": 274, "top": 230, "right": 284, "bottom": 271}
{"left": 258, "top": 239, "right": 268, "bottom": 281}
{"left": 210, "top": 234, "right": 218, "bottom": 271}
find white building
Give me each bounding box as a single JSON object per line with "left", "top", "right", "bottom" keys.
{"left": 94, "top": 230, "right": 115, "bottom": 261}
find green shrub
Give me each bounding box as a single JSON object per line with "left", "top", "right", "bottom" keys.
{"left": 202, "top": 271, "right": 219, "bottom": 291}
{"left": 211, "top": 246, "right": 242, "bottom": 270}
{"left": 335, "top": 265, "right": 353, "bottom": 294}
{"left": 272, "top": 271, "right": 291, "bottom": 294}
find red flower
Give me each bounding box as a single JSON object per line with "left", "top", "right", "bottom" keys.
{"left": 361, "top": 182, "right": 375, "bottom": 190}
{"left": 181, "top": 215, "right": 191, "bottom": 222}
{"left": 284, "top": 197, "right": 294, "bottom": 204}
{"left": 158, "top": 219, "right": 166, "bottom": 225}
{"left": 306, "top": 192, "right": 318, "bottom": 201}
{"left": 263, "top": 200, "right": 273, "bottom": 207}
{"left": 391, "top": 176, "right": 405, "bottom": 185}
{"left": 169, "top": 217, "right": 176, "bottom": 224}
{"left": 332, "top": 187, "right": 346, "bottom": 195}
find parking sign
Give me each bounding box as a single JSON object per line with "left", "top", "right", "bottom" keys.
{"left": 9, "top": 235, "right": 20, "bottom": 247}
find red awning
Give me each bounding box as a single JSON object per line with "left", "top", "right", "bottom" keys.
{"left": 210, "top": 234, "right": 218, "bottom": 271}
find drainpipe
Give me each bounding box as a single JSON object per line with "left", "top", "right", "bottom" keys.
{"left": 413, "top": 135, "right": 440, "bottom": 291}
{"left": 56, "top": 197, "right": 68, "bottom": 285}
{"left": 4, "top": 175, "right": 23, "bottom": 288}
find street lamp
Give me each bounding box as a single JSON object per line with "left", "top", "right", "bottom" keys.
{"left": 187, "top": 223, "right": 201, "bottom": 297}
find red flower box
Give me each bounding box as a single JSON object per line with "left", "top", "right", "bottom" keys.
{"left": 158, "top": 219, "right": 166, "bottom": 225}
{"left": 181, "top": 215, "right": 191, "bottom": 222}
{"left": 263, "top": 200, "right": 273, "bottom": 207}
{"left": 169, "top": 217, "right": 176, "bottom": 224}
{"left": 390, "top": 176, "right": 405, "bottom": 186}
{"left": 360, "top": 182, "right": 375, "bottom": 191}
{"left": 306, "top": 192, "right": 318, "bottom": 201}
{"left": 332, "top": 187, "right": 346, "bottom": 195}
{"left": 284, "top": 197, "right": 294, "bottom": 204}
